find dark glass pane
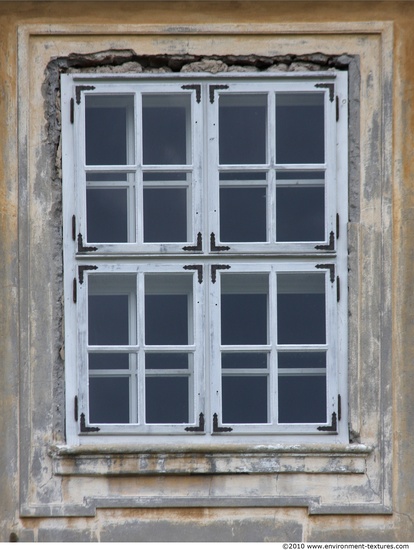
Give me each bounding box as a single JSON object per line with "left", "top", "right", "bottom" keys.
{"left": 145, "top": 295, "right": 188, "bottom": 345}
{"left": 146, "top": 376, "right": 189, "bottom": 423}
{"left": 87, "top": 188, "right": 128, "bottom": 243}
{"left": 87, "top": 172, "right": 127, "bottom": 182}
{"left": 276, "top": 93, "right": 324, "bottom": 164}
{"left": 276, "top": 187, "right": 325, "bottom": 242}
{"left": 142, "top": 95, "right": 190, "bottom": 165}
{"left": 221, "top": 274, "right": 268, "bottom": 345}
{"left": 88, "top": 295, "right": 130, "bottom": 345}
{"left": 144, "top": 188, "right": 187, "bottom": 242}
{"left": 89, "top": 377, "right": 130, "bottom": 423}
{"left": 278, "top": 352, "right": 326, "bottom": 370}
{"left": 143, "top": 172, "right": 188, "bottom": 182}
{"left": 219, "top": 95, "right": 267, "bottom": 165}
{"left": 221, "top": 294, "right": 267, "bottom": 345}
{"left": 146, "top": 353, "right": 189, "bottom": 370}
{"left": 278, "top": 375, "right": 326, "bottom": 423}
{"left": 85, "top": 96, "right": 133, "bottom": 165}
{"left": 222, "top": 353, "right": 268, "bottom": 369}
{"left": 89, "top": 353, "right": 130, "bottom": 370}
{"left": 277, "top": 273, "right": 326, "bottom": 344}
{"left": 220, "top": 187, "right": 266, "bottom": 242}
{"left": 222, "top": 376, "right": 268, "bottom": 423}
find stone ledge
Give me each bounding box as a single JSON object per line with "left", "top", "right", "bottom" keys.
{"left": 50, "top": 443, "right": 372, "bottom": 476}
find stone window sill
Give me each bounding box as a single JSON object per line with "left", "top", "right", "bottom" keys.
{"left": 50, "top": 443, "right": 372, "bottom": 476}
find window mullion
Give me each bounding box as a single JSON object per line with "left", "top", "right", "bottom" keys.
{"left": 137, "top": 271, "right": 145, "bottom": 426}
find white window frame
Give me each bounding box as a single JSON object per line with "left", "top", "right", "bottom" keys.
{"left": 61, "top": 72, "right": 348, "bottom": 444}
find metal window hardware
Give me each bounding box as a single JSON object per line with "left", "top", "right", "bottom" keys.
{"left": 211, "top": 264, "right": 231, "bottom": 283}
{"left": 213, "top": 413, "right": 233, "bottom": 433}
{"left": 75, "top": 85, "right": 96, "bottom": 105}
{"left": 77, "top": 233, "right": 98, "bottom": 253}
{"left": 72, "top": 215, "right": 76, "bottom": 241}
{"left": 317, "top": 411, "right": 337, "bottom": 432}
{"left": 80, "top": 413, "right": 100, "bottom": 433}
{"left": 183, "top": 264, "right": 203, "bottom": 283}
{"left": 315, "top": 263, "right": 335, "bottom": 283}
{"left": 70, "top": 98, "right": 74, "bottom": 124}
{"left": 185, "top": 412, "right": 205, "bottom": 432}
{"left": 209, "top": 84, "right": 229, "bottom": 103}
{"left": 78, "top": 265, "right": 98, "bottom": 284}
{"left": 337, "top": 276, "right": 340, "bottom": 302}
{"left": 336, "top": 95, "right": 339, "bottom": 121}
{"left": 73, "top": 278, "right": 77, "bottom": 303}
{"left": 336, "top": 213, "right": 340, "bottom": 239}
{"left": 181, "top": 84, "right": 201, "bottom": 103}
{"left": 210, "top": 232, "right": 230, "bottom": 252}
{"left": 74, "top": 396, "right": 78, "bottom": 421}
{"left": 338, "top": 394, "right": 342, "bottom": 422}
{"left": 314, "top": 82, "right": 335, "bottom": 102}
{"left": 315, "top": 231, "right": 335, "bottom": 251}
{"left": 183, "top": 232, "right": 202, "bottom": 252}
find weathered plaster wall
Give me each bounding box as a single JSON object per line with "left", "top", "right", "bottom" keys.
{"left": 0, "top": 0, "right": 412, "bottom": 542}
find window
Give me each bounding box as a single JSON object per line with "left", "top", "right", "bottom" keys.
{"left": 62, "top": 72, "right": 348, "bottom": 440}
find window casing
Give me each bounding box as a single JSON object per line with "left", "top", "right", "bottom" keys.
{"left": 61, "top": 72, "right": 348, "bottom": 441}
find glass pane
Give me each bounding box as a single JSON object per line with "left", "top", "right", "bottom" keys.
{"left": 277, "top": 273, "right": 326, "bottom": 344}
{"left": 89, "top": 377, "right": 130, "bottom": 423}
{"left": 145, "top": 274, "right": 193, "bottom": 345}
{"left": 87, "top": 188, "right": 129, "bottom": 243}
{"left": 85, "top": 95, "right": 134, "bottom": 165}
{"left": 221, "top": 274, "right": 268, "bottom": 345}
{"left": 146, "top": 353, "right": 189, "bottom": 370}
{"left": 278, "top": 351, "right": 326, "bottom": 371}
{"left": 222, "top": 352, "right": 268, "bottom": 369}
{"left": 222, "top": 375, "right": 268, "bottom": 423}
{"left": 278, "top": 375, "right": 326, "bottom": 423}
{"left": 276, "top": 171, "right": 325, "bottom": 242}
{"left": 143, "top": 188, "right": 187, "bottom": 242}
{"left": 89, "top": 353, "right": 130, "bottom": 370}
{"left": 220, "top": 172, "right": 267, "bottom": 242}
{"left": 276, "top": 93, "right": 324, "bottom": 164}
{"left": 219, "top": 94, "right": 267, "bottom": 165}
{"left": 88, "top": 274, "right": 136, "bottom": 346}
{"left": 146, "top": 376, "right": 189, "bottom": 423}
{"left": 142, "top": 94, "right": 191, "bottom": 165}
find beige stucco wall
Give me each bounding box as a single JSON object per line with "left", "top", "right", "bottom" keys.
{"left": 0, "top": 0, "right": 412, "bottom": 542}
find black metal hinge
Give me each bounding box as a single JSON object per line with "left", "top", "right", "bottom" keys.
{"left": 337, "top": 276, "right": 340, "bottom": 302}
{"left": 80, "top": 413, "right": 100, "bottom": 433}
{"left": 336, "top": 213, "right": 340, "bottom": 239}
{"left": 209, "top": 84, "right": 229, "bottom": 104}
{"left": 75, "top": 85, "right": 96, "bottom": 105}
{"left": 73, "top": 278, "right": 77, "bottom": 303}
{"left": 338, "top": 394, "right": 342, "bottom": 422}
{"left": 213, "top": 413, "right": 233, "bottom": 433}
{"left": 185, "top": 412, "right": 205, "bottom": 432}
{"left": 72, "top": 215, "right": 77, "bottom": 241}
{"left": 336, "top": 95, "right": 339, "bottom": 121}
{"left": 183, "top": 232, "right": 202, "bottom": 252}
{"left": 183, "top": 264, "right": 203, "bottom": 283}
{"left": 211, "top": 264, "right": 231, "bottom": 283}
{"left": 317, "top": 411, "right": 337, "bottom": 432}
{"left": 314, "top": 82, "right": 335, "bottom": 102}
{"left": 74, "top": 396, "right": 78, "bottom": 421}
{"left": 210, "top": 232, "right": 230, "bottom": 252}
{"left": 78, "top": 265, "right": 98, "bottom": 284}
{"left": 70, "top": 98, "right": 74, "bottom": 124}
{"left": 181, "top": 84, "right": 201, "bottom": 103}
{"left": 77, "top": 233, "right": 98, "bottom": 253}
{"left": 315, "top": 231, "right": 335, "bottom": 251}
{"left": 315, "top": 263, "right": 335, "bottom": 283}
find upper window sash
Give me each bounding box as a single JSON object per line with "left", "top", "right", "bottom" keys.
{"left": 64, "top": 74, "right": 347, "bottom": 255}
